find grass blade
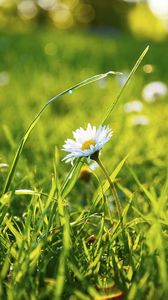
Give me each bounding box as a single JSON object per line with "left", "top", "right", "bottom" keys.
{"left": 93, "top": 155, "right": 128, "bottom": 206}
{"left": 54, "top": 211, "right": 71, "bottom": 300}
{"left": 61, "top": 158, "right": 84, "bottom": 199}
{"left": 3, "top": 71, "right": 117, "bottom": 195}
{"left": 102, "top": 46, "right": 149, "bottom": 124}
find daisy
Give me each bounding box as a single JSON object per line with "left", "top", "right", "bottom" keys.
{"left": 142, "top": 81, "right": 167, "bottom": 102}
{"left": 131, "top": 115, "right": 149, "bottom": 126}
{"left": 124, "top": 100, "right": 143, "bottom": 113}
{"left": 62, "top": 123, "right": 112, "bottom": 164}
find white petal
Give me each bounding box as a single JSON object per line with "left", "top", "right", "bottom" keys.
{"left": 62, "top": 123, "right": 113, "bottom": 164}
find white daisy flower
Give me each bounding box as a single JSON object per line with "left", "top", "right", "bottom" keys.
{"left": 62, "top": 123, "right": 112, "bottom": 164}
{"left": 131, "top": 115, "right": 149, "bottom": 126}
{"left": 124, "top": 100, "right": 143, "bottom": 113}
{"left": 142, "top": 81, "right": 168, "bottom": 102}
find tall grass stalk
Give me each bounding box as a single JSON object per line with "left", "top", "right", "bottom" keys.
{"left": 2, "top": 71, "right": 118, "bottom": 195}
{"left": 61, "top": 46, "right": 149, "bottom": 200}
{"left": 101, "top": 45, "right": 149, "bottom": 124}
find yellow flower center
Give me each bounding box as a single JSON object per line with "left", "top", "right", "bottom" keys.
{"left": 81, "top": 139, "right": 96, "bottom": 150}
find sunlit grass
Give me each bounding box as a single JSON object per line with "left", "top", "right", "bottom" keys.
{"left": 0, "top": 29, "right": 168, "bottom": 300}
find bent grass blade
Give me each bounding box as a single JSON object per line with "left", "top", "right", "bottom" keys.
{"left": 2, "top": 71, "right": 117, "bottom": 195}
{"left": 3, "top": 46, "right": 149, "bottom": 196}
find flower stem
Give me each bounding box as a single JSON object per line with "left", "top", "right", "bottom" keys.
{"left": 96, "top": 157, "right": 124, "bottom": 232}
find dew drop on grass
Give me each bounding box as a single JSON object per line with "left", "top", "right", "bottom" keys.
{"left": 68, "top": 89, "right": 73, "bottom": 94}
{"left": 22, "top": 212, "right": 27, "bottom": 218}
{"left": 56, "top": 246, "right": 63, "bottom": 251}
{"left": 13, "top": 216, "right": 20, "bottom": 221}
{"left": 9, "top": 265, "right": 13, "bottom": 271}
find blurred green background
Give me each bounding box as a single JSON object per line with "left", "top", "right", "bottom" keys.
{"left": 0, "top": 3, "right": 168, "bottom": 299}
{"left": 0, "top": 0, "right": 168, "bottom": 39}
{"left": 0, "top": 0, "right": 168, "bottom": 193}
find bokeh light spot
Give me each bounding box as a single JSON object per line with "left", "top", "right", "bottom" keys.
{"left": 37, "top": 0, "right": 56, "bottom": 11}
{"left": 0, "top": 71, "right": 10, "bottom": 86}
{"left": 143, "top": 64, "right": 154, "bottom": 74}
{"left": 50, "top": 3, "right": 73, "bottom": 29}
{"left": 17, "top": 0, "right": 38, "bottom": 20}
{"left": 44, "top": 42, "right": 57, "bottom": 56}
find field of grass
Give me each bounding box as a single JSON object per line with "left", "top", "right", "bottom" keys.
{"left": 0, "top": 28, "right": 168, "bottom": 299}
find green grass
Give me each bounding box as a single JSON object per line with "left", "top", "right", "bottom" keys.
{"left": 0, "top": 28, "right": 168, "bottom": 299}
